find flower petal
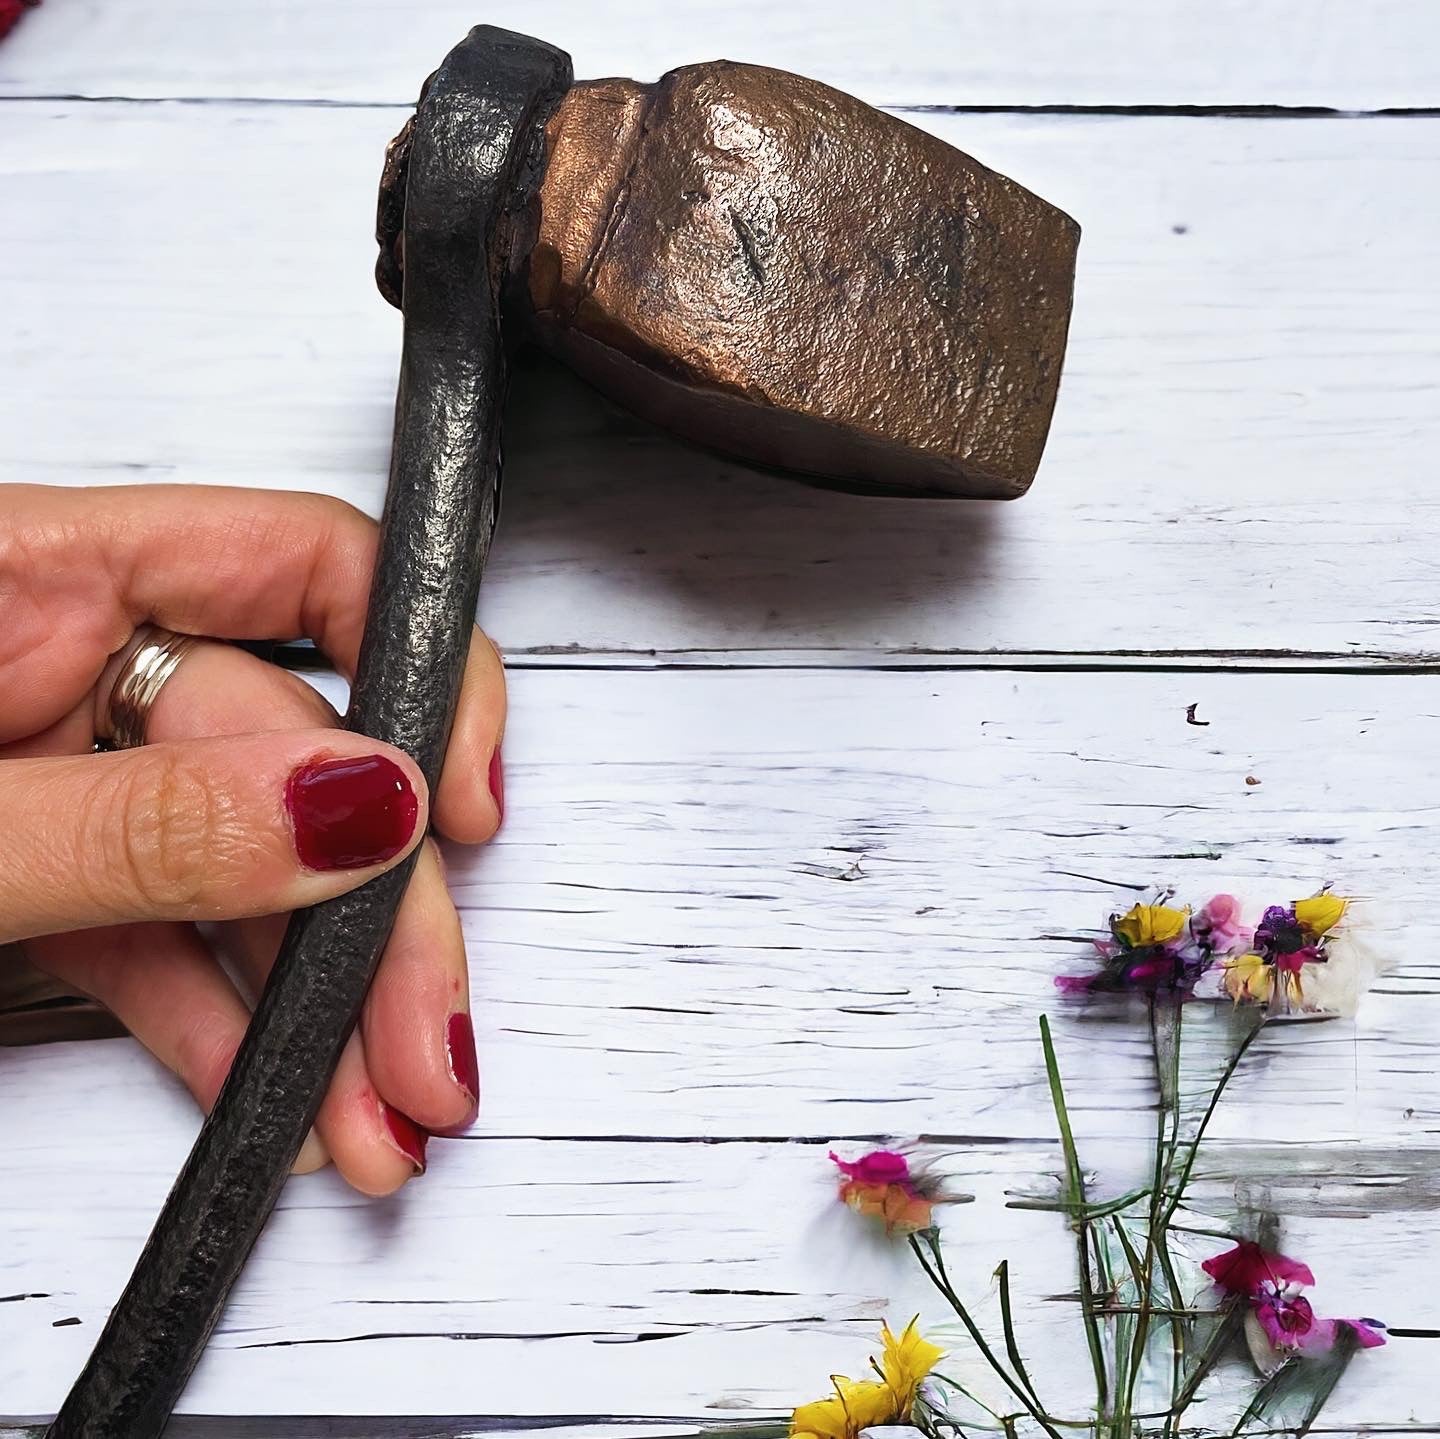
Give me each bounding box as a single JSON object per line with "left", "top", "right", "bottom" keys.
{"left": 1295, "top": 894, "right": 1347, "bottom": 938}
{"left": 831, "top": 1149, "right": 911, "bottom": 1186}
{"left": 1255, "top": 1295, "right": 1315, "bottom": 1348}
{"left": 1113, "top": 903, "right": 1189, "bottom": 948}
{"left": 1222, "top": 953, "right": 1274, "bottom": 1005}
{"left": 1244, "top": 1308, "right": 1286, "bottom": 1376}
{"left": 1201, "top": 1240, "right": 1315, "bottom": 1295}
{"left": 1297, "top": 1317, "right": 1388, "bottom": 1355}
{"left": 791, "top": 1379, "right": 894, "bottom": 1439}
{"left": 880, "top": 1318, "right": 945, "bottom": 1414}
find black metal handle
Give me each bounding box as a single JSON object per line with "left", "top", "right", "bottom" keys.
{"left": 47, "top": 28, "right": 572, "bottom": 1437}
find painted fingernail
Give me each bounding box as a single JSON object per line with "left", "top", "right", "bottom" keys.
{"left": 487, "top": 748, "right": 505, "bottom": 825}
{"left": 286, "top": 754, "right": 419, "bottom": 872}
{"left": 446, "top": 1011, "right": 480, "bottom": 1116}
{"left": 381, "top": 1103, "right": 428, "bottom": 1174}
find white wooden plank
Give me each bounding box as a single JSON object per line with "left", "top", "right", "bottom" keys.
{"left": 1, "top": 0, "right": 1437, "bottom": 109}
{"left": 0, "top": 1135, "right": 1431, "bottom": 1423}
{"left": 0, "top": 667, "right": 1434, "bottom": 1421}
{"left": 2, "top": 106, "right": 1438, "bottom": 663}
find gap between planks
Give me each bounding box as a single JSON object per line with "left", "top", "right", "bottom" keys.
{"left": 3, "top": 94, "right": 1440, "bottom": 120}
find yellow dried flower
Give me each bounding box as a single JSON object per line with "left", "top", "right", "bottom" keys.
{"left": 791, "top": 1378, "right": 893, "bottom": 1439}
{"left": 1223, "top": 952, "right": 1274, "bottom": 1005}
{"left": 1112, "top": 903, "right": 1189, "bottom": 949}
{"left": 789, "top": 1319, "right": 943, "bottom": 1439}
{"left": 1294, "top": 894, "right": 1347, "bottom": 938}
{"left": 879, "top": 1318, "right": 944, "bottom": 1412}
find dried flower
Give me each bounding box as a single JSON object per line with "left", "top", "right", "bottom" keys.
{"left": 1202, "top": 1240, "right": 1315, "bottom": 1296}
{"left": 1245, "top": 1304, "right": 1387, "bottom": 1372}
{"left": 879, "top": 1318, "right": 946, "bottom": 1412}
{"left": 790, "top": 1377, "right": 893, "bottom": 1439}
{"left": 790, "top": 1320, "right": 943, "bottom": 1439}
{"left": 1191, "top": 893, "right": 1251, "bottom": 954}
{"left": 1223, "top": 894, "right": 1350, "bottom": 1007}
{"left": 1057, "top": 901, "right": 1207, "bottom": 995}
{"left": 1254, "top": 1292, "right": 1317, "bottom": 1348}
{"left": 1209, "top": 1238, "right": 1386, "bottom": 1376}
{"left": 831, "top": 1150, "right": 935, "bottom": 1235}
{"left": 1294, "top": 894, "right": 1348, "bottom": 938}
{"left": 1113, "top": 902, "right": 1190, "bottom": 949}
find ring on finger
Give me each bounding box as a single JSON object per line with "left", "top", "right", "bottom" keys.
{"left": 97, "top": 625, "right": 205, "bottom": 751}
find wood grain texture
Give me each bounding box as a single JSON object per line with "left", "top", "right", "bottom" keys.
{"left": 1, "top": 670, "right": 1435, "bottom": 1424}
{"left": 3, "top": 104, "right": 1439, "bottom": 665}
{"left": 3, "top": 0, "right": 1438, "bottom": 1429}
{"left": 0, "top": 0, "right": 1437, "bottom": 108}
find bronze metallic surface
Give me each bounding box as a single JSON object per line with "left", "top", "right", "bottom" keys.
{"left": 380, "top": 61, "right": 1079, "bottom": 499}
{"left": 526, "top": 63, "right": 1079, "bottom": 498}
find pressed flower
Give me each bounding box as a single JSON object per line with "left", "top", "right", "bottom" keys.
{"left": 1222, "top": 951, "right": 1275, "bottom": 1005}
{"left": 1254, "top": 904, "right": 1309, "bottom": 957}
{"left": 1192, "top": 893, "right": 1251, "bottom": 954}
{"left": 1057, "top": 903, "right": 1209, "bottom": 996}
{"left": 1202, "top": 1240, "right": 1315, "bottom": 1296}
{"left": 832, "top": 1150, "right": 912, "bottom": 1186}
{"left": 1294, "top": 893, "right": 1348, "bottom": 938}
{"left": 791, "top": 1377, "right": 893, "bottom": 1439}
{"left": 1319, "top": 1317, "right": 1387, "bottom": 1351}
{"left": 1246, "top": 1304, "right": 1386, "bottom": 1373}
{"left": 1222, "top": 897, "right": 1348, "bottom": 1007}
{"left": 1113, "top": 902, "right": 1190, "bottom": 949}
{"left": 1255, "top": 1293, "right": 1317, "bottom": 1349}
{"left": 831, "top": 1149, "right": 935, "bottom": 1235}
{"left": 879, "top": 1318, "right": 945, "bottom": 1413}
{"left": 790, "top": 1321, "right": 943, "bottom": 1439}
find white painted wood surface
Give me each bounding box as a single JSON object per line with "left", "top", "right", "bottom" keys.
{"left": 4, "top": 102, "right": 1439, "bottom": 664}
{"left": 1, "top": 0, "right": 1437, "bottom": 109}
{"left": 2, "top": 670, "right": 1436, "bottom": 1427}
{"left": 2, "top": 0, "right": 1439, "bottom": 1432}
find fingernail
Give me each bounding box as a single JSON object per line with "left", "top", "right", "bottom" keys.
{"left": 286, "top": 754, "right": 419, "bottom": 872}
{"left": 446, "top": 1011, "right": 480, "bottom": 1117}
{"left": 381, "top": 1102, "right": 428, "bottom": 1174}
{"left": 487, "top": 748, "right": 505, "bottom": 825}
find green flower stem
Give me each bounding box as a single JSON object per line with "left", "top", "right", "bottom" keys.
{"left": 1119, "top": 997, "right": 1185, "bottom": 1430}
{"left": 1158, "top": 1020, "right": 1262, "bottom": 1231}
{"left": 1039, "top": 1015, "right": 1110, "bottom": 1419}
{"left": 996, "top": 1259, "right": 1048, "bottom": 1418}
{"left": 1226, "top": 1359, "right": 1296, "bottom": 1438}
{"left": 1008, "top": 1187, "right": 1152, "bottom": 1219}
{"left": 1153, "top": 1228, "right": 1188, "bottom": 1437}
{"left": 1167, "top": 1303, "right": 1245, "bottom": 1426}
{"left": 909, "top": 1233, "right": 1066, "bottom": 1439}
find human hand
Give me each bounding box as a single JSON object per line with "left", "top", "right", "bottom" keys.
{"left": 1, "top": 484, "right": 505, "bottom": 1194}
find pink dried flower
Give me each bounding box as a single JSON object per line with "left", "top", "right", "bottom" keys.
{"left": 1192, "top": 893, "right": 1251, "bottom": 954}
{"left": 1255, "top": 1293, "right": 1317, "bottom": 1348}
{"left": 829, "top": 1149, "right": 935, "bottom": 1236}
{"left": 831, "top": 1149, "right": 913, "bottom": 1186}
{"left": 1202, "top": 1240, "right": 1315, "bottom": 1296}
{"left": 1316, "top": 1317, "right": 1387, "bottom": 1351}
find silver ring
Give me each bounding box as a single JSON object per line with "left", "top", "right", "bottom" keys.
{"left": 100, "top": 625, "right": 202, "bottom": 750}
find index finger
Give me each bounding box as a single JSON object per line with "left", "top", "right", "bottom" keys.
{"left": 2, "top": 483, "right": 505, "bottom": 839}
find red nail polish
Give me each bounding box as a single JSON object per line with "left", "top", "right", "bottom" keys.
{"left": 286, "top": 754, "right": 419, "bottom": 872}
{"left": 381, "top": 1103, "right": 428, "bottom": 1173}
{"left": 446, "top": 1011, "right": 480, "bottom": 1117}
{"left": 488, "top": 748, "right": 505, "bottom": 824}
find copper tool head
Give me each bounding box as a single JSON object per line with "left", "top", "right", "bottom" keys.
{"left": 380, "top": 60, "right": 1077, "bottom": 500}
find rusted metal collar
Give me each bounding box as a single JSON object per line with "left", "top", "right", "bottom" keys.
{"left": 47, "top": 27, "right": 572, "bottom": 1437}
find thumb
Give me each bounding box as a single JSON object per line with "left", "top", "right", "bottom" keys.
{"left": 0, "top": 733, "right": 428, "bottom": 944}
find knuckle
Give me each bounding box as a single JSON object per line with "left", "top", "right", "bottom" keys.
{"left": 102, "top": 753, "right": 234, "bottom": 914}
